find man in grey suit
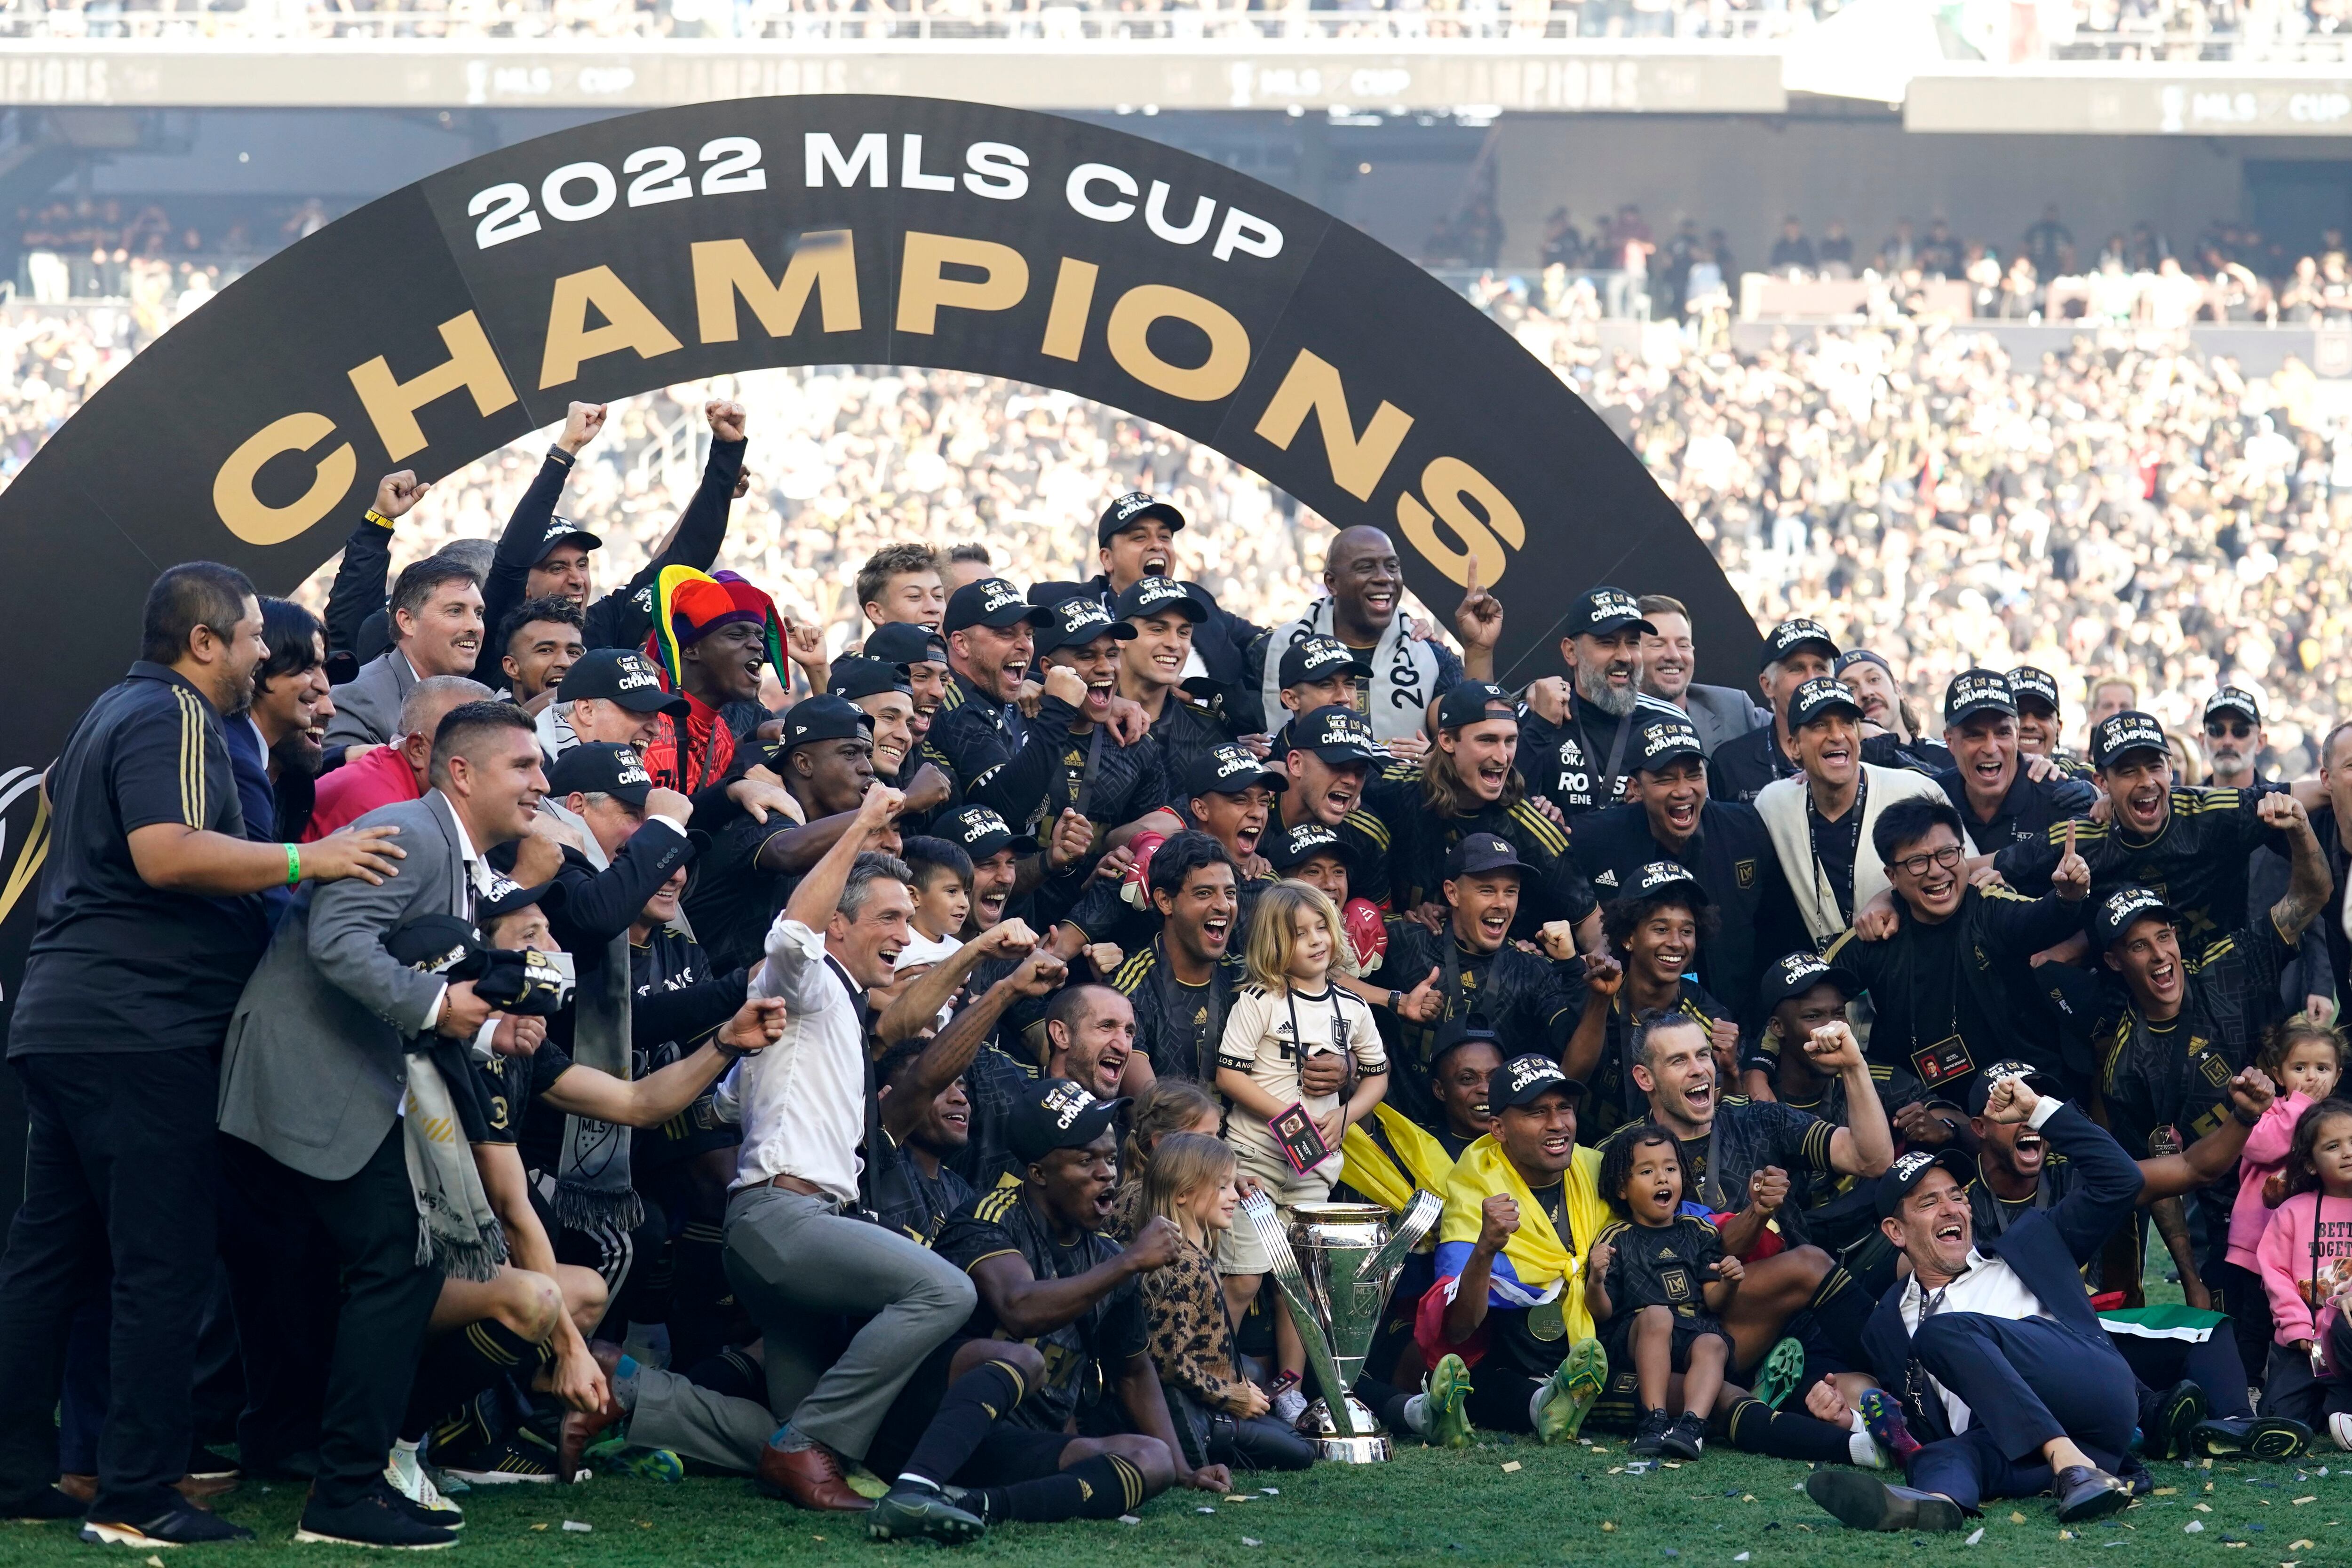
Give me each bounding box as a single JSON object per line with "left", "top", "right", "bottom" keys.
{"left": 1638, "top": 593, "right": 1766, "bottom": 756}
{"left": 325, "top": 556, "right": 486, "bottom": 749}
{"left": 219, "top": 699, "right": 547, "bottom": 1549}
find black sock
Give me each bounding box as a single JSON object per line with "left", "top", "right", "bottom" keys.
{"left": 973, "top": 1453, "right": 1147, "bottom": 1522}
{"left": 1723, "top": 1395, "right": 1851, "bottom": 1462}
{"left": 669, "top": 1221, "right": 732, "bottom": 1370}
{"left": 898, "top": 1361, "right": 1026, "bottom": 1487}
{"left": 1355, "top": 1375, "right": 1412, "bottom": 1435}
{"left": 1804, "top": 1267, "right": 1875, "bottom": 1363}
{"left": 682, "top": 1345, "right": 765, "bottom": 1404}
{"left": 405, "top": 1319, "right": 547, "bottom": 1442}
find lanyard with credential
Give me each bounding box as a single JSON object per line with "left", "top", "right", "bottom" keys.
{"left": 1806, "top": 771, "right": 1869, "bottom": 924}
{"left": 1572, "top": 703, "right": 1637, "bottom": 808}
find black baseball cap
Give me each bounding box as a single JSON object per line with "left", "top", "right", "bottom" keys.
{"left": 1761, "top": 618, "right": 1839, "bottom": 670}
{"left": 479, "top": 872, "right": 559, "bottom": 924}
{"left": 1009, "top": 1078, "right": 1130, "bottom": 1163}
{"left": 1279, "top": 634, "right": 1375, "bottom": 689}
{"left": 1289, "top": 705, "right": 1381, "bottom": 767}
{"left": 2204, "top": 687, "right": 2263, "bottom": 726}
{"left": 534, "top": 515, "right": 603, "bottom": 560}
{"left": 944, "top": 578, "right": 1049, "bottom": 634}
{"left": 559, "top": 647, "right": 689, "bottom": 716}
{"left": 1965, "top": 1060, "right": 2049, "bottom": 1118}
{"left": 1432, "top": 1011, "right": 1504, "bottom": 1067}
{"left": 2090, "top": 885, "right": 2177, "bottom": 950}
{"left": 1563, "top": 586, "right": 1653, "bottom": 640}
{"left": 1834, "top": 649, "right": 1891, "bottom": 681}
{"left": 945, "top": 805, "right": 1034, "bottom": 860}
{"left": 782, "top": 694, "right": 874, "bottom": 752}
{"left": 1622, "top": 860, "right": 1706, "bottom": 903}
{"left": 1443, "top": 831, "right": 1524, "bottom": 879}
{"left": 1758, "top": 950, "right": 1859, "bottom": 1014}
{"left": 865, "top": 621, "right": 949, "bottom": 669}
{"left": 1788, "top": 676, "right": 1863, "bottom": 730}
{"left": 1488, "top": 1053, "right": 1585, "bottom": 1113}
{"left": 1875, "top": 1146, "right": 1976, "bottom": 1218}
{"left": 1034, "top": 595, "right": 1136, "bottom": 657}
{"left": 828, "top": 656, "right": 912, "bottom": 703}
{"left": 1116, "top": 576, "right": 1206, "bottom": 624}
{"left": 1944, "top": 668, "right": 2018, "bottom": 726}
{"left": 2090, "top": 710, "right": 2168, "bottom": 769}
{"left": 1188, "top": 744, "right": 1287, "bottom": 798}
{"left": 2007, "top": 666, "right": 2061, "bottom": 714}
{"left": 548, "top": 741, "right": 653, "bottom": 808}
{"left": 1635, "top": 715, "right": 1705, "bottom": 773}
{"left": 1097, "top": 491, "right": 1186, "bottom": 546}
{"left": 1267, "top": 820, "right": 1354, "bottom": 873}
{"left": 1436, "top": 680, "right": 1516, "bottom": 730}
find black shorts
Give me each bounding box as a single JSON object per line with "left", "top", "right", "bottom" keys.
{"left": 1600, "top": 1307, "right": 1731, "bottom": 1375}
{"left": 865, "top": 1339, "right": 1079, "bottom": 1482}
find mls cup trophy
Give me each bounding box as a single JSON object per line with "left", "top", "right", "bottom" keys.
{"left": 1239, "top": 1189, "right": 1443, "bottom": 1463}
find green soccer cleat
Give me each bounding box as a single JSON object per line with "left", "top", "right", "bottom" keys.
{"left": 1427, "top": 1353, "right": 1476, "bottom": 1449}
{"left": 1534, "top": 1337, "right": 1610, "bottom": 1444}
{"left": 585, "top": 1439, "right": 685, "bottom": 1483}
{"left": 1752, "top": 1336, "right": 1807, "bottom": 1410}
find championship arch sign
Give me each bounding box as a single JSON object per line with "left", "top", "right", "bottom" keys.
{"left": 0, "top": 95, "right": 1759, "bottom": 1041}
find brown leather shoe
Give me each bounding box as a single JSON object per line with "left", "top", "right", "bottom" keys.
{"left": 556, "top": 1340, "right": 628, "bottom": 1483}
{"left": 57, "top": 1475, "right": 94, "bottom": 1504}
{"left": 755, "top": 1440, "right": 869, "bottom": 1512}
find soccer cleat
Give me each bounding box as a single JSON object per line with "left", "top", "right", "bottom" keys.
{"left": 2141, "top": 1378, "right": 2206, "bottom": 1459}
{"left": 586, "top": 1440, "right": 685, "bottom": 1484}
{"left": 1752, "top": 1336, "right": 1807, "bottom": 1410}
{"left": 1661, "top": 1411, "right": 1708, "bottom": 1460}
{"left": 1630, "top": 1407, "right": 1673, "bottom": 1458}
{"left": 1426, "top": 1354, "right": 1475, "bottom": 1449}
{"left": 441, "top": 1436, "right": 561, "bottom": 1486}
{"left": 386, "top": 1446, "right": 465, "bottom": 1528}
{"left": 2191, "top": 1414, "right": 2311, "bottom": 1461}
{"left": 1856, "top": 1387, "right": 1923, "bottom": 1466}
{"left": 81, "top": 1498, "right": 255, "bottom": 1547}
{"left": 1534, "top": 1338, "right": 1609, "bottom": 1444}
{"left": 867, "top": 1482, "right": 986, "bottom": 1544}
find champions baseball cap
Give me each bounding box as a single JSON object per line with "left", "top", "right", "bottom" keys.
{"left": 2090, "top": 885, "right": 2177, "bottom": 950}
{"left": 1033, "top": 595, "right": 1136, "bottom": 657}
{"left": 1290, "top": 705, "right": 1381, "bottom": 767}
{"left": 1436, "top": 680, "right": 1516, "bottom": 730}
{"left": 1758, "top": 950, "right": 1860, "bottom": 1014}
{"left": 1279, "top": 634, "right": 1375, "bottom": 689}
{"left": 478, "top": 873, "right": 558, "bottom": 924}
{"left": 548, "top": 742, "right": 653, "bottom": 808}
{"left": 828, "top": 656, "right": 912, "bottom": 703}
{"left": 1432, "top": 1011, "right": 1504, "bottom": 1067}
{"left": 2007, "top": 666, "right": 2062, "bottom": 714}
{"left": 1761, "top": 618, "right": 1839, "bottom": 671}
{"left": 1188, "top": 743, "right": 1287, "bottom": 799}
{"left": 1875, "top": 1146, "right": 1976, "bottom": 1218}
{"left": 1267, "top": 820, "right": 1353, "bottom": 872}
{"left": 1009, "top": 1078, "right": 1130, "bottom": 1163}
{"left": 864, "top": 621, "right": 949, "bottom": 669}
{"left": 781, "top": 694, "right": 874, "bottom": 752}
{"left": 1488, "top": 1053, "right": 1585, "bottom": 1113}
{"left": 1115, "top": 575, "right": 1206, "bottom": 624}
{"left": 1097, "top": 491, "right": 1186, "bottom": 546}
{"left": 2204, "top": 687, "right": 2263, "bottom": 726}
{"left": 1443, "top": 831, "right": 1524, "bottom": 879}
{"left": 1944, "top": 668, "right": 2018, "bottom": 726}
{"left": 559, "top": 647, "right": 689, "bottom": 716}
{"left": 534, "top": 515, "right": 602, "bottom": 561}
{"left": 944, "top": 578, "right": 1049, "bottom": 634}
{"left": 1787, "top": 675, "right": 1863, "bottom": 730}
{"left": 1623, "top": 860, "right": 1706, "bottom": 903}
{"left": 1563, "top": 586, "right": 1653, "bottom": 640}
{"left": 2090, "top": 710, "right": 2169, "bottom": 769}
{"left": 1966, "top": 1060, "right": 2049, "bottom": 1118}
{"left": 945, "top": 805, "right": 1035, "bottom": 860}
{"left": 1635, "top": 716, "right": 1706, "bottom": 772}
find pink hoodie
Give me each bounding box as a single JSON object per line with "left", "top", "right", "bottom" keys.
{"left": 2255, "top": 1188, "right": 2352, "bottom": 1348}
{"left": 2227, "top": 1090, "right": 2315, "bottom": 1275}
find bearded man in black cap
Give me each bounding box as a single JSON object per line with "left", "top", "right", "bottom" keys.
{"left": 1520, "top": 586, "right": 1683, "bottom": 818}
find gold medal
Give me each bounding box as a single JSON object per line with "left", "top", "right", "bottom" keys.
{"left": 1529, "top": 1296, "right": 1566, "bottom": 1341}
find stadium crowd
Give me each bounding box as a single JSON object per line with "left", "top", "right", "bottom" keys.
{"left": 9, "top": 356, "right": 2352, "bottom": 1550}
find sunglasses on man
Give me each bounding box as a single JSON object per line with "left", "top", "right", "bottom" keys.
{"left": 2204, "top": 720, "right": 2254, "bottom": 740}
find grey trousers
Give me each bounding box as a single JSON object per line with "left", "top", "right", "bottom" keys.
{"left": 627, "top": 1368, "right": 773, "bottom": 1473}
{"left": 722, "top": 1183, "right": 975, "bottom": 1462}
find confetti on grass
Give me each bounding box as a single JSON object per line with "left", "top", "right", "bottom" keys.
{"left": 1501, "top": 1462, "right": 1522, "bottom": 1474}
{"left": 1964, "top": 1527, "right": 1985, "bottom": 1545}
{"left": 561, "top": 1522, "right": 591, "bottom": 1533}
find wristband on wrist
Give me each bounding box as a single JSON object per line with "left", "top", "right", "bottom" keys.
{"left": 285, "top": 843, "right": 302, "bottom": 888}
{"left": 1387, "top": 989, "right": 1403, "bottom": 1014}
{"left": 2233, "top": 1101, "right": 2263, "bottom": 1128}
{"left": 549, "top": 443, "right": 577, "bottom": 464}
{"left": 364, "top": 508, "right": 394, "bottom": 529}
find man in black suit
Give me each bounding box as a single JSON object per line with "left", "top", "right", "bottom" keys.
{"left": 1802, "top": 1071, "right": 2143, "bottom": 1532}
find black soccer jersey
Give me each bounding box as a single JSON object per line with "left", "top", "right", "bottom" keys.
{"left": 1595, "top": 1214, "right": 1728, "bottom": 1329}
{"left": 1377, "top": 922, "right": 1584, "bottom": 1132}
{"left": 865, "top": 1130, "right": 975, "bottom": 1248}
{"left": 2093, "top": 912, "right": 2296, "bottom": 1155}
{"left": 1992, "top": 785, "right": 2286, "bottom": 950}
{"left": 1376, "top": 768, "right": 1597, "bottom": 940}
{"left": 1519, "top": 694, "right": 1685, "bottom": 817}
{"left": 1597, "top": 1101, "right": 1837, "bottom": 1225}
{"left": 1579, "top": 981, "right": 1732, "bottom": 1144}
{"left": 1108, "top": 938, "right": 1248, "bottom": 1085}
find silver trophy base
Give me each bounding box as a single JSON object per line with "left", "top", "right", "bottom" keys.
{"left": 1296, "top": 1394, "right": 1394, "bottom": 1464}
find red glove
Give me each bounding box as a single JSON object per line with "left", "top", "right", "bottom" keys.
{"left": 1121, "top": 831, "right": 1166, "bottom": 910}
{"left": 1343, "top": 898, "right": 1387, "bottom": 975}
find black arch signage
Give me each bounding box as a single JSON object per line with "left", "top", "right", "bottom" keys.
{"left": 0, "top": 94, "right": 1759, "bottom": 961}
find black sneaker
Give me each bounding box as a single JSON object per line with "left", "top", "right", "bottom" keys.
{"left": 3, "top": 1486, "right": 85, "bottom": 1523}
{"left": 295, "top": 1484, "right": 459, "bottom": 1550}
{"left": 868, "top": 1482, "right": 986, "bottom": 1544}
{"left": 2143, "top": 1378, "right": 2206, "bottom": 1459}
{"left": 82, "top": 1497, "right": 255, "bottom": 1546}
{"left": 1661, "top": 1411, "right": 1707, "bottom": 1460}
{"left": 1630, "top": 1408, "right": 1672, "bottom": 1458}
